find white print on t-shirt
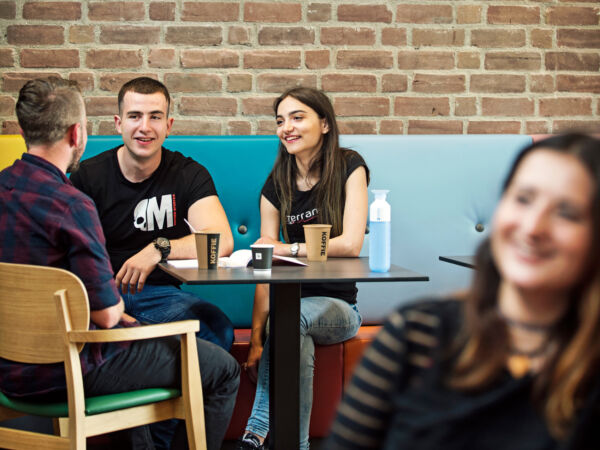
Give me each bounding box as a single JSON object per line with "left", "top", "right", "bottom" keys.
{"left": 287, "top": 208, "right": 318, "bottom": 225}
{"left": 133, "top": 194, "right": 176, "bottom": 231}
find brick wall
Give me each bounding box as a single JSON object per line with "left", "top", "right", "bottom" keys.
{"left": 1, "top": 0, "right": 599, "bottom": 135}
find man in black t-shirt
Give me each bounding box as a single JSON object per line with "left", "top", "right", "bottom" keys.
{"left": 71, "top": 77, "right": 235, "bottom": 353}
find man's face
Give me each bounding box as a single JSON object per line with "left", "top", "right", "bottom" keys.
{"left": 114, "top": 91, "right": 173, "bottom": 164}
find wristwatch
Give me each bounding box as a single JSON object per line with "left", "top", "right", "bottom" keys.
{"left": 290, "top": 242, "right": 299, "bottom": 257}
{"left": 153, "top": 237, "right": 171, "bottom": 262}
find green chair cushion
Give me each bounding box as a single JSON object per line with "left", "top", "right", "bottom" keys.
{"left": 0, "top": 388, "right": 181, "bottom": 417}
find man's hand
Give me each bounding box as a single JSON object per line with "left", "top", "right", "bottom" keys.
{"left": 115, "top": 243, "right": 161, "bottom": 294}
{"left": 244, "top": 342, "right": 264, "bottom": 384}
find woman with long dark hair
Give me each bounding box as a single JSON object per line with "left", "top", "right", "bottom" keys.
{"left": 235, "top": 87, "right": 369, "bottom": 450}
{"left": 329, "top": 133, "right": 600, "bottom": 449}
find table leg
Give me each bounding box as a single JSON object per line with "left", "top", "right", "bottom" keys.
{"left": 269, "top": 282, "right": 301, "bottom": 450}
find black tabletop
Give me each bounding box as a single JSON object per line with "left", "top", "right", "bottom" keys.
{"left": 439, "top": 255, "right": 475, "bottom": 269}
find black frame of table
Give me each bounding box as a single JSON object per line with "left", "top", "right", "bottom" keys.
{"left": 160, "top": 257, "right": 428, "bottom": 449}
{"left": 438, "top": 255, "right": 475, "bottom": 269}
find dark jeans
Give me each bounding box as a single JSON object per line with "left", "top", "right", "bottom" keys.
{"left": 83, "top": 336, "right": 240, "bottom": 450}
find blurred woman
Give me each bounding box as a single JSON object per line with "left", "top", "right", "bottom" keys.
{"left": 329, "top": 133, "right": 600, "bottom": 449}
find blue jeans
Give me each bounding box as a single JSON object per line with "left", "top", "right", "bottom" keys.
{"left": 122, "top": 284, "right": 234, "bottom": 351}
{"left": 245, "top": 296, "right": 361, "bottom": 450}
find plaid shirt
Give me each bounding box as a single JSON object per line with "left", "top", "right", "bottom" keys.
{"left": 0, "top": 153, "right": 133, "bottom": 398}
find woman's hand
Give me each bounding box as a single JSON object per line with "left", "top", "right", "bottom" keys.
{"left": 253, "top": 235, "right": 291, "bottom": 256}
{"left": 245, "top": 342, "right": 264, "bottom": 383}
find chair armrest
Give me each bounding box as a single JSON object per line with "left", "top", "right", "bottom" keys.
{"left": 68, "top": 320, "right": 200, "bottom": 343}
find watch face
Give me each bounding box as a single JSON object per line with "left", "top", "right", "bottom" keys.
{"left": 156, "top": 237, "right": 169, "bottom": 249}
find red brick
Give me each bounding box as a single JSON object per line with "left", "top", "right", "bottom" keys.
{"left": 171, "top": 120, "right": 221, "bottom": 135}
{"left": 472, "top": 30, "right": 526, "bottom": 48}
{"left": 396, "top": 4, "right": 452, "bottom": 24}
{"left": 546, "top": 52, "right": 600, "bottom": 71}
{"left": 382, "top": 74, "right": 408, "bottom": 92}
{"left": 336, "top": 50, "right": 393, "bottom": 69}
{"left": 21, "top": 49, "right": 79, "bottom": 68}
{"left": 484, "top": 52, "right": 541, "bottom": 71}
{"left": 2, "top": 121, "right": 21, "bottom": 134}
{"left": 149, "top": 49, "right": 176, "bottom": 68}
{"left": 69, "top": 25, "right": 94, "bottom": 44}
{"left": 487, "top": 6, "right": 540, "bottom": 24}
{"left": 228, "top": 121, "right": 251, "bottom": 135}
{"left": 0, "top": 1, "right": 16, "bottom": 19}
{"left": 531, "top": 29, "right": 553, "bottom": 49}
{"left": 7, "top": 25, "right": 64, "bottom": 45}
{"left": 531, "top": 75, "right": 554, "bottom": 93}
{"left": 259, "top": 27, "right": 314, "bottom": 45}
{"left": 257, "top": 74, "right": 317, "bottom": 93}
{"left": 228, "top": 26, "right": 251, "bottom": 45}
{"left": 381, "top": 28, "right": 406, "bottom": 46}
{"left": 164, "top": 74, "right": 222, "bottom": 93}
{"left": 307, "top": 3, "right": 330, "bottom": 22}
{"left": 471, "top": 74, "right": 526, "bottom": 93}
{"left": 150, "top": 2, "right": 175, "bottom": 21}
{"left": 394, "top": 97, "right": 449, "bottom": 116}
{"left": 457, "top": 52, "right": 480, "bottom": 69}
{"left": 242, "top": 97, "right": 277, "bottom": 115}
{"left": 257, "top": 120, "right": 276, "bottom": 135}
{"left": 557, "top": 75, "right": 600, "bottom": 93}
{"left": 413, "top": 74, "right": 465, "bottom": 93}
{"left": 455, "top": 97, "right": 477, "bottom": 116}
{"left": 540, "top": 98, "right": 592, "bottom": 117}
{"left": 182, "top": 2, "right": 239, "bottom": 21}
{"left": 526, "top": 121, "right": 549, "bottom": 135}
{"left": 553, "top": 120, "right": 600, "bottom": 134}
{"left": 181, "top": 50, "right": 239, "bottom": 68}
{"left": 2, "top": 72, "right": 61, "bottom": 92}
{"left": 557, "top": 30, "right": 600, "bottom": 49}
{"left": 322, "top": 74, "right": 376, "bottom": 93}
{"left": 0, "top": 48, "right": 14, "bottom": 67}
{"left": 467, "top": 121, "right": 521, "bottom": 134}
{"left": 457, "top": 5, "right": 481, "bottom": 24}
{"left": 408, "top": 120, "right": 462, "bottom": 134}
{"left": 379, "top": 120, "right": 404, "bottom": 134}
{"left": 481, "top": 98, "right": 534, "bottom": 116}
{"left": 547, "top": 6, "right": 599, "bottom": 25}
{"left": 100, "top": 26, "right": 160, "bottom": 45}
{"left": 86, "top": 50, "right": 142, "bottom": 69}
{"left": 85, "top": 97, "right": 118, "bottom": 116}
{"left": 321, "top": 27, "right": 375, "bottom": 45}
{"left": 227, "top": 73, "right": 252, "bottom": 92}
{"left": 180, "top": 97, "right": 237, "bottom": 116}
{"left": 244, "top": 2, "right": 301, "bottom": 23}
{"left": 244, "top": 51, "right": 300, "bottom": 69}
{"left": 398, "top": 51, "right": 454, "bottom": 70}
{"left": 88, "top": 2, "right": 144, "bottom": 20}
{"left": 338, "top": 4, "right": 392, "bottom": 23}
{"left": 413, "top": 29, "right": 464, "bottom": 46}
{"left": 334, "top": 98, "right": 389, "bottom": 117}
{"left": 0, "top": 96, "right": 15, "bottom": 116}
{"left": 23, "top": 1, "right": 80, "bottom": 20}
{"left": 99, "top": 73, "right": 158, "bottom": 92}
{"left": 338, "top": 121, "right": 376, "bottom": 134}
{"left": 305, "top": 50, "right": 329, "bottom": 69}
{"left": 166, "top": 27, "right": 222, "bottom": 45}
{"left": 98, "top": 121, "right": 118, "bottom": 135}
{"left": 69, "top": 73, "right": 94, "bottom": 92}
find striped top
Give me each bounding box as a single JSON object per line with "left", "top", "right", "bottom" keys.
{"left": 328, "top": 299, "right": 600, "bottom": 449}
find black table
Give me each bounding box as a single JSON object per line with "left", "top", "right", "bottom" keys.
{"left": 160, "top": 257, "right": 428, "bottom": 449}
{"left": 439, "top": 255, "right": 475, "bottom": 269}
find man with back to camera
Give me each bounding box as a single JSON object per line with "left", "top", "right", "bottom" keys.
{"left": 70, "top": 77, "right": 235, "bottom": 351}
{"left": 0, "top": 77, "right": 240, "bottom": 450}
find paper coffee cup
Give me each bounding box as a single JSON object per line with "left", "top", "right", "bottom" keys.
{"left": 303, "top": 224, "right": 332, "bottom": 261}
{"left": 195, "top": 232, "right": 220, "bottom": 270}
{"left": 251, "top": 244, "right": 274, "bottom": 271}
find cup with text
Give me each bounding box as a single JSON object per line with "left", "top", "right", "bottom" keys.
{"left": 195, "top": 232, "right": 220, "bottom": 270}
{"left": 250, "top": 244, "right": 274, "bottom": 271}
{"left": 303, "top": 224, "right": 332, "bottom": 261}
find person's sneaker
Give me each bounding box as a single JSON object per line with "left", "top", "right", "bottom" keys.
{"left": 234, "top": 432, "right": 265, "bottom": 450}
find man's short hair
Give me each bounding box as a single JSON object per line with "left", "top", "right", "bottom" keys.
{"left": 117, "top": 77, "right": 171, "bottom": 116}
{"left": 16, "top": 77, "right": 83, "bottom": 147}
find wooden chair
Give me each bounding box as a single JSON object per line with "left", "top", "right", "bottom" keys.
{"left": 0, "top": 262, "right": 207, "bottom": 449}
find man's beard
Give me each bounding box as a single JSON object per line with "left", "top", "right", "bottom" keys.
{"left": 66, "top": 141, "right": 84, "bottom": 173}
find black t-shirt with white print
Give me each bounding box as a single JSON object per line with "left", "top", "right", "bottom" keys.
{"left": 261, "top": 149, "right": 368, "bottom": 304}
{"left": 70, "top": 146, "right": 217, "bottom": 285}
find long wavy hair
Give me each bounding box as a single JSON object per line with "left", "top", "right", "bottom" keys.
{"left": 450, "top": 133, "right": 600, "bottom": 438}
{"left": 269, "top": 87, "right": 347, "bottom": 242}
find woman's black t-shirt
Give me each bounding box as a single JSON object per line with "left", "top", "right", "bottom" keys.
{"left": 261, "top": 149, "right": 368, "bottom": 304}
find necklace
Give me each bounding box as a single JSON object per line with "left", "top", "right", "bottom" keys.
{"left": 499, "top": 313, "right": 557, "bottom": 333}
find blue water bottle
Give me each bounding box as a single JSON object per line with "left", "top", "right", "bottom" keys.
{"left": 369, "top": 190, "right": 391, "bottom": 272}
